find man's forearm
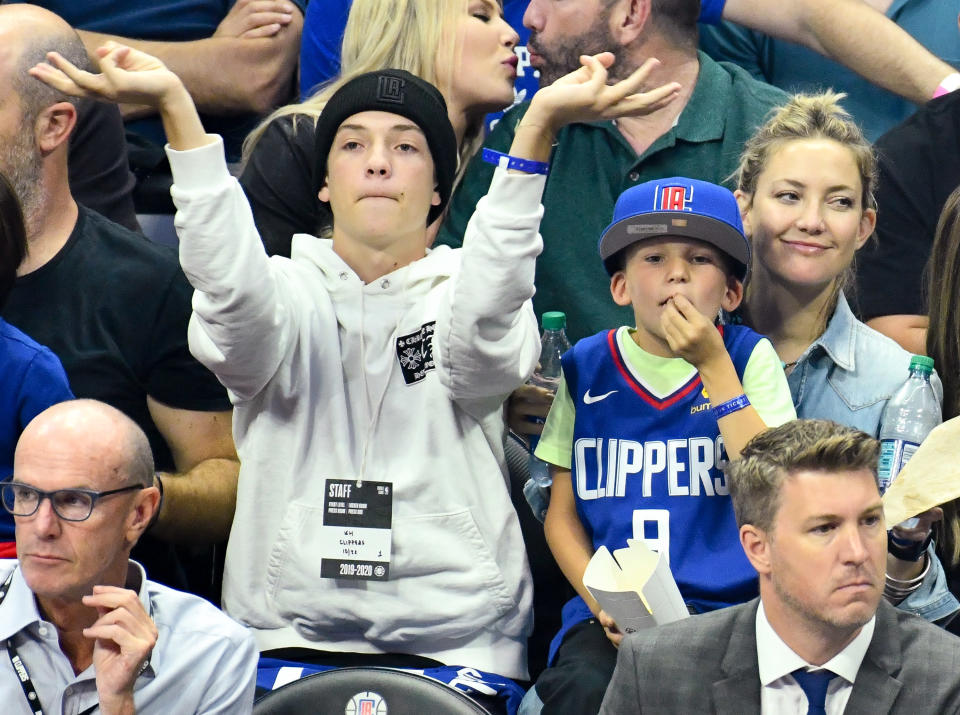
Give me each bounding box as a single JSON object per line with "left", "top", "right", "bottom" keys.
{"left": 723, "top": 0, "right": 955, "bottom": 103}
{"left": 77, "top": 26, "right": 300, "bottom": 115}
{"left": 154, "top": 458, "right": 239, "bottom": 543}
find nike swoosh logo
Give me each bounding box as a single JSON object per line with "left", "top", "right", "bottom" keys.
{"left": 583, "top": 389, "right": 618, "bottom": 404}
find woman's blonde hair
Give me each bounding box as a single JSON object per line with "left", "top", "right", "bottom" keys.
{"left": 736, "top": 92, "right": 877, "bottom": 211}
{"left": 244, "top": 0, "right": 481, "bottom": 176}
{"left": 736, "top": 92, "right": 877, "bottom": 322}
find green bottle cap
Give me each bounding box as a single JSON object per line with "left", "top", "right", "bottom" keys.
{"left": 541, "top": 311, "right": 567, "bottom": 331}
{"left": 909, "top": 355, "right": 935, "bottom": 373}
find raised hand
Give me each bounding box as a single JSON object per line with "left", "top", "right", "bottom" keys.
{"left": 82, "top": 585, "right": 158, "bottom": 713}
{"left": 660, "top": 294, "right": 725, "bottom": 369}
{"left": 526, "top": 54, "right": 681, "bottom": 135}
{"left": 29, "top": 41, "right": 184, "bottom": 108}
{"left": 31, "top": 42, "right": 211, "bottom": 151}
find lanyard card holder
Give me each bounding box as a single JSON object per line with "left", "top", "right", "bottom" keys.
{"left": 319, "top": 479, "right": 393, "bottom": 581}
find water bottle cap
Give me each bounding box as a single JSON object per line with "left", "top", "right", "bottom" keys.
{"left": 909, "top": 355, "right": 934, "bottom": 373}
{"left": 541, "top": 311, "right": 567, "bottom": 331}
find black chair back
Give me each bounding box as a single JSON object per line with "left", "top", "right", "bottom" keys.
{"left": 253, "top": 666, "right": 493, "bottom": 715}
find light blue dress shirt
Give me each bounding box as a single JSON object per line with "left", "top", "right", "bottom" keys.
{"left": 0, "top": 560, "right": 257, "bottom": 714}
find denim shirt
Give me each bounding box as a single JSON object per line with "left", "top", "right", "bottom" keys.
{"left": 787, "top": 293, "right": 957, "bottom": 623}
{"left": 788, "top": 292, "right": 943, "bottom": 434}
{"left": 897, "top": 543, "right": 960, "bottom": 626}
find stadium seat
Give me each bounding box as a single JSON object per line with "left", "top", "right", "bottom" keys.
{"left": 253, "top": 666, "right": 493, "bottom": 714}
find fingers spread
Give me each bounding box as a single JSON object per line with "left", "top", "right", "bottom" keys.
{"left": 579, "top": 53, "right": 609, "bottom": 87}
{"left": 619, "top": 83, "right": 681, "bottom": 114}
{"left": 28, "top": 63, "right": 77, "bottom": 95}
{"left": 607, "top": 57, "right": 660, "bottom": 103}
{"left": 31, "top": 51, "right": 102, "bottom": 97}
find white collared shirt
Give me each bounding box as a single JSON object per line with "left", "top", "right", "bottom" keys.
{"left": 756, "top": 602, "right": 875, "bottom": 715}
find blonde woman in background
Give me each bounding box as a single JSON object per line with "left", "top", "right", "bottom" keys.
{"left": 240, "top": 0, "right": 518, "bottom": 256}
{"left": 734, "top": 92, "right": 957, "bottom": 625}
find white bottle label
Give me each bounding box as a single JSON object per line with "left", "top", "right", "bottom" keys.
{"left": 878, "top": 438, "right": 920, "bottom": 493}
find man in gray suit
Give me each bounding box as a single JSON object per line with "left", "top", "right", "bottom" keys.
{"left": 600, "top": 419, "right": 960, "bottom": 714}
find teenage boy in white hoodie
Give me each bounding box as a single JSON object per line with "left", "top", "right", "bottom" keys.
{"left": 30, "top": 43, "right": 679, "bottom": 679}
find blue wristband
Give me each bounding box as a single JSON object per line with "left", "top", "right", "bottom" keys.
{"left": 712, "top": 394, "right": 750, "bottom": 419}
{"left": 482, "top": 148, "right": 550, "bottom": 175}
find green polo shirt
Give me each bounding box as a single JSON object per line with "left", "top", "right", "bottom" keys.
{"left": 437, "top": 52, "right": 787, "bottom": 342}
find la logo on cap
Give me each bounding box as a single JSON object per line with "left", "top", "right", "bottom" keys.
{"left": 377, "top": 76, "right": 405, "bottom": 104}
{"left": 655, "top": 184, "right": 694, "bottom": 212}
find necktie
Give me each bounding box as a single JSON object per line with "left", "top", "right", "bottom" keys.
{"left": 791, "top": 668, "right": 836, "bottom": 715}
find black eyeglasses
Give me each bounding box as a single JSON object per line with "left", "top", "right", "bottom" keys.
{"left": 0, "top": 482, "right": 145, "bottom": 522}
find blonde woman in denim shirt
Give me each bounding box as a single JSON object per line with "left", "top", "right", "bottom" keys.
{"left": 733, "top": 93, "right": 957, "bottom": 625}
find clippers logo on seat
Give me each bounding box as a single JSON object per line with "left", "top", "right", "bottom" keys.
{"left": 655, "top": 184, "right": 694, "bottom": 212}
{"left": 345, "top": 691, "right": 388, "bottom": 715}
{"left": 377, "top": 76, "right": 405, "bottom": 104}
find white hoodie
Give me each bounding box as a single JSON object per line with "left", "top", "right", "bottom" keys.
{"left": 166, "top": 138, "right": 542, "bottom": 679}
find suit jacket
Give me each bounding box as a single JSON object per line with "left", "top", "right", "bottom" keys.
{"left": 599, "top": 598, "right": 960, "bottom": 714}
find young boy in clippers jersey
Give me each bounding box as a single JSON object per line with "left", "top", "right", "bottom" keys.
{"left": 530, "top": 178, "right": 796, "bottom": 712}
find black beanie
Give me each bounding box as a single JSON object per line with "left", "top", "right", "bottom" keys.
{"left": 313, "top": 69, "right": 458, "bottom": 225}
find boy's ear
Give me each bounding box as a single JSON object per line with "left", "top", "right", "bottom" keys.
{"left": 432, "top": 186, "right": 441, "bottom": 207}
{"left": 610, "top": 270, "right": 632, "bottom": 307}
{"left": 318, "top": 179, "right": 330, "bottom": 204}
{"left": 734, "top": 189, "right": 753, "bottom": 237}
{"left": 721, "top": 274, "right": 744, "bottom": 313}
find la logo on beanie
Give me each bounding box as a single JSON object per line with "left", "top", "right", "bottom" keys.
{"left": 377, "top": 76, "right": 406, "bottom": 104}
{"left": 655, "top": 184, "right": 694, "bottom": 212}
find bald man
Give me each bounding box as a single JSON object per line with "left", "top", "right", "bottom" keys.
{"left": 0, "top": 400, "right": 255, "bottom": 715}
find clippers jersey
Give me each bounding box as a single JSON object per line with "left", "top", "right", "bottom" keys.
{"left": 563, "top": 325, "right": 764, "bottom": 612}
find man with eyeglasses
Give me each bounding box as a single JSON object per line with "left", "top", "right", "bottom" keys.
{"left": 0, "top": 399, "right": 256, "bottom": 714}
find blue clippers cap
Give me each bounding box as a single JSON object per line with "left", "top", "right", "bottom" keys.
{"left": 598, "top": 177, "right": 750, "bottom": 281}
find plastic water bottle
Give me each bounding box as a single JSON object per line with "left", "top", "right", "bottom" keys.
{"left": 528, "top": 311, "right": 571, "bottom": 488}
{"left": 877, "top": 355, "right": 942, "bottom": 527}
